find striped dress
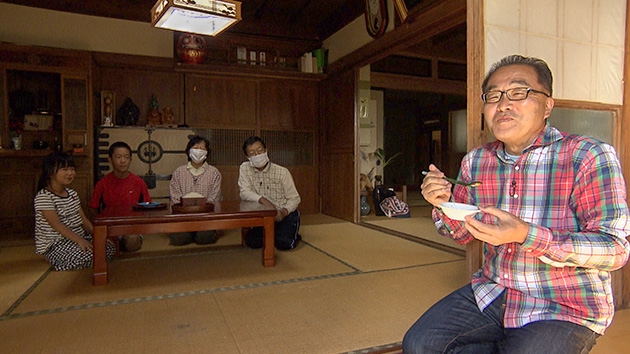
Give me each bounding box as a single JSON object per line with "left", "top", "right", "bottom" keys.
{"left": 34, "top": 188, "right": 86, "bottom": 255}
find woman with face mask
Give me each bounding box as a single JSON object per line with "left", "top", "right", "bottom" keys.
{"left": 168, "top": 136, "right": 223, "bottom": 246}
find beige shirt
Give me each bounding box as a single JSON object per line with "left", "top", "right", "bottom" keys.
{"left": 238, "top": 161, "right": 300, "bottom": 213}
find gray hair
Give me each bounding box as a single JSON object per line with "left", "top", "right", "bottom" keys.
{"left": 482, "top": 54, "right": 553, "bottom": 96}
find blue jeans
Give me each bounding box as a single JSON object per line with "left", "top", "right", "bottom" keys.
{"left": 402, "top": 284, "right": 599, "bottom": 354}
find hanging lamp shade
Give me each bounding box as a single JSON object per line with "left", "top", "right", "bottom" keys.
{"left": 151, "top": 0, "right": 241, "bottom": 36}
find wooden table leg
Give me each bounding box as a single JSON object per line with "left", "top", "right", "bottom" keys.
{"left": 241, "top": 227, "right": 250, "bottom": 247}
{"left": 262, "top": 216, "right": 275, "bottom": 267}
{"left": 93, "top": 225, "right": 109, "bottom": 285}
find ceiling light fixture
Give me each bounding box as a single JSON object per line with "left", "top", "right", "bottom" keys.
{"left": 151, "top": 0, "right": 241, "bottom": 36}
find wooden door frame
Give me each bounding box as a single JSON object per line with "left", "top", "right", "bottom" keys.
{"left": 325, "top": 0, "right": 466, "bottom": 223}
{"left": 466, "top": 0, "right": 485, "bottom": 281}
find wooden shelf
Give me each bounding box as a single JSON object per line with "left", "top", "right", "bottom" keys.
{"left": 0, "top": 148, "right": 53, "bottom": 157}
{"left": 174, "top": 62, "right": 325, "bottom": 81}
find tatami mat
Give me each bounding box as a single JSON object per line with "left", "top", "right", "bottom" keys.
{"left": 13, "top": 213, "right": 630, "bottom": 353}
{"left": 301, "top": 213, "right": 348, "bottom": 225}
{"left": 364, "top": 216, "right": 465, "bottom": 251}
{"left": 11, "top": 239, "right": 354, "bottom": 314}
{"left": 0, "top": 245, "right": 50, "bottom": 314}
{"left": 0, "top": 262, "right": 467, "bottom": 354}
{"left": 301, "top": 223, "right": 462, "bottom": 272}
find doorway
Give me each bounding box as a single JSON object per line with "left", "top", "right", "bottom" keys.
{"left": 357, "top": 23, "right": 467, "bottom": 252}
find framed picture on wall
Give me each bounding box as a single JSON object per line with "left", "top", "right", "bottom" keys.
{"left": 394, "top": 0, "right": 434, "bottom": 22}
{"left": 101, "top": 90, "right": 115, "bottom": 127}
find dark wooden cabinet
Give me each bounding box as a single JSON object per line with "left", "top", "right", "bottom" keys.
{"left": 259, "top": 80, "right": 318, "bottom": 130}
{"left": 185, "top": 74, "right": 257, "bottom": 128}
{"left": 0, "top": 43, "right": 93, "bottom": 243}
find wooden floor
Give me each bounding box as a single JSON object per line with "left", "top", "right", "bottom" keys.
{"left": 1, "top": 212, "right": 629, "bottom": 353}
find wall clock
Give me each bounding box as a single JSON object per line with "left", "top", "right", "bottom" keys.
{"left": 365, "top": 0, "right": 388, "bottom": 38}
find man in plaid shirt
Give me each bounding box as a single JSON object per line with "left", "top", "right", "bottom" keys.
{"left": 238, "top": 136, "right": 301, "bottom": 250}
{"left": 403, "top": 55, "right": 630, "bottom": 354}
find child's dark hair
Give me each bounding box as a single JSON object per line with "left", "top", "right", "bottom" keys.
{"left": 38, "top": 152, "right": 75, "bottom": 191}
{"left": 108, "top": 141, "right": 132, "bottom": 157}
{"left": 185, "top": 135, "right": 211, "bottom": 161}
{"left": 242, "top": 136, "right": 266, "bottom": 155}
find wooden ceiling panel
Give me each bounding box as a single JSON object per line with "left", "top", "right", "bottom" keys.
{"left": 2, "top": 0, "right": 364, "bottom": 42}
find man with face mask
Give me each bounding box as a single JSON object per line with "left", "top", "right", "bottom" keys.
{"left": 169, "top": 135, "right": 222, "bottom": 245}
{"left": 238, "top": 136, "right": 301, "bottom": 250}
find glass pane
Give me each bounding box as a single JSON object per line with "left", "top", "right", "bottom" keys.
{"left": 450, "top": 109, "right": 467, "bottom": 152}
{"left": 548, "top": 108, "right": 615, "bottom": 145}
{"left": 63, "top": 78, "right": 87, "bottom": 130}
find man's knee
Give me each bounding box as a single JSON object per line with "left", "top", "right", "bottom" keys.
{"left": 402, "top": 317, "right": 440, "bottom": 354}
{"left": 194, "top": 230, "right": 218, "bottom": 245}
{"left": 402, "top": 328, "right": 425, "bottom": 354}
{"left": 169, "top": 232, "right": 193, "bottom": 246}
{"left": 121, "top": 234, "right": 143, "bottom": 252}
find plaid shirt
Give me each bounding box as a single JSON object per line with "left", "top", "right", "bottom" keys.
{"left": 433, "top": 124, "right": 630, "bottom": 334}
{"left": 238, "top": 161, "right": 300, "bottom": 213}
{"left": 169, "top": 163, "right": 222, "bottom": 204}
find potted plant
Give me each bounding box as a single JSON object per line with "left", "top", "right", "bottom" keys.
{"left": 9, "top": 119, "right": 24, "bottom": 150}
{"left": 360, "top": 147, "right": 401, "bottom": 186}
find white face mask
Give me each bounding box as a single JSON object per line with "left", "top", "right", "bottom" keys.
{"left": 189, "top": 148, "right": 207, "bottom": 164}
{"left": 248, "top": 152, "right": 269, "bottom": 168}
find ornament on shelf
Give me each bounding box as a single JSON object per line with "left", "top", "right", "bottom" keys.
{"left": 162, "top": 107, "right": 175, "bottom": 126}
{"left": 101, "top": 91, "right": 115, "bottom": 127}
{"left": 147, "top": 94, "right": 162, "bottom": 126}
{"left": 117, "top": 97, "right": 140, "bottom": 126}
{"left": 176, "top": 33, "right": 207, "bottom": 64}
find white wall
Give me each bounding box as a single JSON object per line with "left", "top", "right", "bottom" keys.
{"left": 485, "top": 0, "right": 626, "bottom": 104}
{"left": 0, "top": 3, "right": 173, "bottom": 57}
{"left": 323, "top": 0, "right": 396, "bottom": 64}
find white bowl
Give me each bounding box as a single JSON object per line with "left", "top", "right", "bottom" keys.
{"left": 439, "top": 202, "right": 480, "bottom": 221}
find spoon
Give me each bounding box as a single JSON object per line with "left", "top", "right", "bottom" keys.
{"left": 422, "top": 171, "right": 482, "bottom": 188}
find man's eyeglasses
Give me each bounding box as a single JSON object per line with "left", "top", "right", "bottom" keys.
{"left": 481, "top": 87, "right": 551, "bottom": 103}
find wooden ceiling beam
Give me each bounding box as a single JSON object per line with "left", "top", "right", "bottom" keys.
{"left": 318, "top": 0, "right": 364, "bottom": 40}
{"left": 254, "top": 0, "right": 271, "bottom": 20}
{"left": 289, "top": 0, "right": 313, "bottom": 25}
{"left": 371, "top": 72, "right": 466, "bottom": 96}
{"left": 328, "top": 0, "right": 466, "bottom": 74}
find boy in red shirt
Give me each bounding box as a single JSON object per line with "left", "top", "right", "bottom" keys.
{"left": 89, "top": 141, "right": 151, "bottom": 251}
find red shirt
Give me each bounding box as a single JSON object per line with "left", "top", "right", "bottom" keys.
{"left": 89, "top": 172, "right": 151, "bottom": 210}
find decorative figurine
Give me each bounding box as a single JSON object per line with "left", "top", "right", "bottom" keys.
{"left": 101, "top": 91, "right": 115, "bottom": 126}
{"left": 117, "top": 97, "right": 140, "bottom": 126}
{"left": 176, "top": 33, "right": 207, "bottom": 64}
{"left": 147, "top": 94, "right": 162, "bottom": 126}
{"left": 162, "top": 107, "right": 175, "bottom": 126}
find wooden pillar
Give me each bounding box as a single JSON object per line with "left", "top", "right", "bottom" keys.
{"left": 466, "top": 0, "right": 485, "bottom": 279}
{"left": 618, "top": 0, "right": 630, "bottom": 309}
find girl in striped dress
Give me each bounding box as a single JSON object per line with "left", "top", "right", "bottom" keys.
{"left": 34, "top": 152, "right": 115, "bottom": 270}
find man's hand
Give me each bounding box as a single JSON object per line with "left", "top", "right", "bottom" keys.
{"left": 258, "top": 196, "right": 285, "bottom": 221}
{"left": 464, "top": 206, "right": 530, "bottom": 246}
{"left": 421, "top": 164, "right": 452, "bottom": 208}
{"left": 275, "top": 208, "right": 289, "bottom": 222}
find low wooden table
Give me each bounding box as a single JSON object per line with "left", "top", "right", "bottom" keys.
{"left": 93, "top": 201, "right": 277, "bottom": 285}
